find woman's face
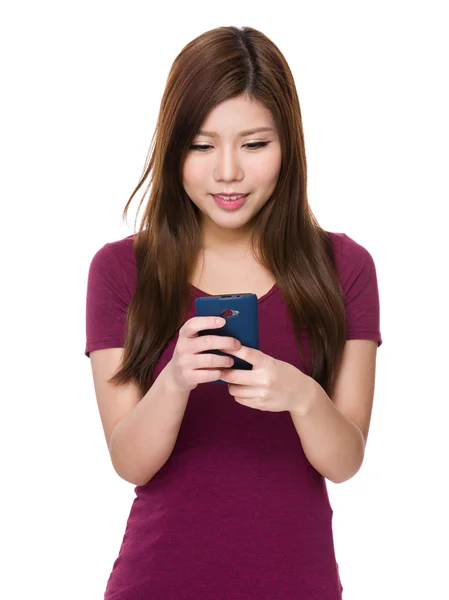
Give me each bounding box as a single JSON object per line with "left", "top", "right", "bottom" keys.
{"left": 182, "top": 94, "right": 282, "bottom": 245}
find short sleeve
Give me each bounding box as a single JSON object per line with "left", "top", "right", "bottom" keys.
{"left": 84, "top": 242, "right": 130, "bottom": 357}
{"left": 341, "top": 234, "right": 383, "bottom": 347}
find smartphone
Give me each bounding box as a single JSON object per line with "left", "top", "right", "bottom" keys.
{"left": 195, "top": 293, "right": 259, "bottom": 384}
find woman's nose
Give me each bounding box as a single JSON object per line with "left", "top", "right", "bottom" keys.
{"left": 214, "top": 149, "right": 243, "bottom": 181}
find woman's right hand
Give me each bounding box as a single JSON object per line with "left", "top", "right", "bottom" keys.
{"left": 167, "top": 316, "right": 242, "bottom": 392}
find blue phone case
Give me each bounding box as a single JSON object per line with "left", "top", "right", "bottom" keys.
{"left": 195, "top": 293, "right": 259, "bottom": 384}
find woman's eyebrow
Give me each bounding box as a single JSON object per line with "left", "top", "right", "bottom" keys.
{"left": 196, "top": 127, "right": 275, "bottom": 138}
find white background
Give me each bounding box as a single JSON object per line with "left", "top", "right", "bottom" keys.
{"left": 2, "top": 1, "right": 448, "bottom": 598}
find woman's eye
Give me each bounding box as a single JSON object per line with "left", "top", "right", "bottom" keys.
{"left": 190, "top": 142, "right": 270, "bottom": 152}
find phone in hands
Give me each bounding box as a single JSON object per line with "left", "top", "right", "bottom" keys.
{"left": 195, "top": 293, "right": 259, "bottom": 384}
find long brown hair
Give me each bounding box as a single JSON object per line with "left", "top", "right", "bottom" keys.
{"left": 108, "top": 26, "right": 347, "bottom": 399}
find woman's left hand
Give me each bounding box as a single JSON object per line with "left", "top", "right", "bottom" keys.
{"left": 218, "top": 345, "right": 315, "bottom": 414}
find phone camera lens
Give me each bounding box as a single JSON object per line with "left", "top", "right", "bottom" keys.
{"left": 221, "top": 309, "right": 233, "bottom": 318}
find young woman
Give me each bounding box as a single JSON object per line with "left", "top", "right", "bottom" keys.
{"left": 85, "top": 25, "right": 382, "bottom": 600}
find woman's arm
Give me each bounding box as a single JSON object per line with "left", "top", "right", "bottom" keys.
{"left": 290, "top": 339, "right": 377, "bottom": 484}
{"left": 290, "top": 382, "right": 365, "bottom": 484}
{"left": 108, "top": 362, "right": 190, "bottom": 486}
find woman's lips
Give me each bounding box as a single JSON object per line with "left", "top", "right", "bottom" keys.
{"left": 212, "top": 194, "right": 249, "bottom": 210}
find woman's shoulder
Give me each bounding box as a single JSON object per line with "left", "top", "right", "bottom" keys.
{"left": 325, "top": 230, "right": 375, "bottom": 268}
{"left": 102, "top": 233, "right": 135, "bottom": 256}
{"left": 91, "top": 233, "right": 135, "bottom": 269}
{"left": 88, "top": 234, "right": 136, "bottom": 298}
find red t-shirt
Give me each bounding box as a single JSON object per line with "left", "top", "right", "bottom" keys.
{"left": 85, "top": 231, "right": 382, "bottom": 599}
